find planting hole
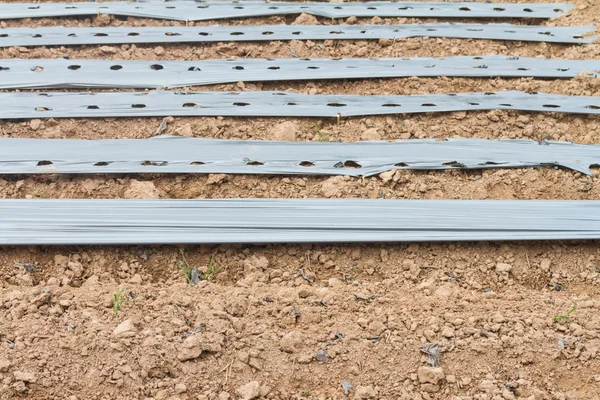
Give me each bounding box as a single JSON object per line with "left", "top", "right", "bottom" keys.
{"left": 31, "top": 66, "right": 44, "bottom": 72}
{"left": 37, "top": 160, "right": 53, "bottom": 166}
{"left": 233, "top": 66, "right": 244, "bottom": 70}
{"left": 543, "top": 104, "right": 560, "bottom": 108}
{"left": 131, "top": 104, "right": 146, "bottom": 108}
{"left": 36, "top": 107, "right": 51, "bottom": 112}
{"left": 183, "top": 103, "right": 200, "bottom": 108}
{"left": 68, "top": 65, "right": 81, "bottom": 70}
{"left": 395, "top": 162, "right": 408, "bottom": 167}
{"left": 94, "top": 162, "right": 109, "bottom": 166}
{"left": 344, "top": 160, "right": 361, "bottom": 168}
{"left": 327, "top": 103, "right": 346, "bottom": 107}
{"left": 233, "top": 102, "right": 250, "bottom": 106}
{"left": 300, "top": 161, "right": 314, "bottom": 167}
{"left": 87, "top": 105, "right": 99, "bottom": 109}
{"left": 94, "top": 33, "right": 108, "bottom": 37}
{"left": 150, "top": 64, "right": 164, "bottom": 70}
{"left": 142, "top": 161, "right": 168, "bottom": 166}
{"left": 268, "top": 66, "right": 280, "bottom": 70}
{"left": 190, "top": 161, "right": 205, "bottom": 165}
{"left": 443, "top": 161, "right": 466, "bottom": 168}
{"left": 110, "top": 65, "right": 123, "bottom": 70}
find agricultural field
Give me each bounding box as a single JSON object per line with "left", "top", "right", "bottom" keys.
{"left": 0, "top": 0, "right": 599, "bottom": 399}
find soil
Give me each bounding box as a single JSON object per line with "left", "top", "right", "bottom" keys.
{"left": 1, "top": 1, "right": 600, "bottom": 400}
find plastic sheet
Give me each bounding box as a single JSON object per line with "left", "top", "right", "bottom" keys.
{"left": 0, "top": 23, "right": 596, "bottom": 47}
{"left": 2, "top": 199, "right": 600, "bottom": 245}
{"left": 2, "top": 90, "right": 598, "bottom": 119}
{"left": 1, "top": 137, "right": 599, "bottom": 176}
{"left": 0, "top": 1, "right": 574, "bottom": 21}
{"left": 1, "top": 56, "right": 598, "bottom": 89}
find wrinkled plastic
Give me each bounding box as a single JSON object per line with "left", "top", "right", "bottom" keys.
{"left": 1, "top": 56, "right": 598, "bottom": 89}
{"left": 0, "top": 24, "right": 596, "bottom": 48}
{"left": 0, "top": 1, "right": 573, "bottom": 21}
{"left": 1, "top": 137, "right": 599, "bottom": 176}
{"left": 2, "top": 199, "right": 600, "bottom": 245}
{"left": 2, "top": 90, "right": 598, "bottom": 119}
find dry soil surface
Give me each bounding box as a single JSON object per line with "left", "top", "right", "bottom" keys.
{"left": 1, "top": 1, "right": 600, "bottom": 400}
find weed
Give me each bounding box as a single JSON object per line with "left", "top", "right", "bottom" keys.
{"left": 178, "top": 251, "right": 223, "bottom": 283}
{"left": 204, "top": 256, "right": 223, "bottom": 281}
{"left": 312, "top": 123, "right": 330, "bottom": 142}
{"left": 553, "top": 306, "right": 576, "bottom": 325}
{"left": 113, "top": 288, "right": 129, "bottom": 312}
{"left": 301, "top": 390, "right": 312, "bottom": 398}
{"left": 178, "top": 250, "right": 193, "bottom": 284}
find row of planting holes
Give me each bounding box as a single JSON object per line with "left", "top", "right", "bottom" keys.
{"left": 0, "top": 30, "right": 580, "bottom": 39}
{"left": 32, "top": 102, "right": 600, "bottom": 112}
{"left": 33, "top": 160, "right": 525, "bottom": 169}
{"left": 24, "top": 4, "right": 562, "bottom": 13}
{"left": 34, "top": 160, "right": 410, "bottom": 169}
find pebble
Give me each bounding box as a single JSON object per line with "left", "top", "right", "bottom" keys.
{"left": 496, "top": 263, "right": 513, "bottom": 273}
{"left": 154, "top": 46, "right": 165, "bottom": 56}
{"left": 124, "top": 180, "right": 161, "bottom": 199}
{"left": 13, "top": 371, "right": 36, "bottom": 383}
{"left": 417, "top": 366, "right": 445, "bottom": 385}
{"left": 293, "top": 13, "right": 318, "bottom": 25}
{"left": 360, "top": 128, "right": 382, "bottom": 141}
{"left": 270, "top": 121, "right": 299, "bottom": 141}
{"left": 279, "top": 331, "right": 304, "bottom": 353}
{"left": 237, "top": 381, "right": 261, "bottom": 400}
{"left": 112, "top": 319, "right": 136, "bottom": 336}
{"left": 355, "top": 385, "right": 376, "bottom": 398}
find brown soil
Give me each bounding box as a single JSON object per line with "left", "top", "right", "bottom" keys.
{"left": 1, "top": 1, "right": 600, "bottom": 400}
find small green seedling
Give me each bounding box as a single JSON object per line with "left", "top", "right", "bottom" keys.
{"left": 113, "top": 288, "right": 129, "bottom": 313}
{"left": 553, "top": 306, "right": 576, "bottom": 324}
{"left": 203, "top": 256, "right": 223, "bottom": 281}
{"left": 301, "top": 390, "right": 312, "bottom": 398}
{"left": 178, "top": 251, "right": 193, "bottom": 284}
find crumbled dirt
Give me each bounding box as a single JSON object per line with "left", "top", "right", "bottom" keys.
{"left": 1, "top": 0, "right": 600, "bottom": 399}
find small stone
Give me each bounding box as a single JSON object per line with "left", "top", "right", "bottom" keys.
{"left": 174, "top": 383, "right": 187, "bottom": 394}
{"left": 293, "top": 13, "right": 318, "bottom": 25}
{"left": 30, "top": 119, "right": 41, "bottom": 131}
{"left": 237, "top": 381, "right": 261, "bottom": 400}
{"left": 346, "top": 16, "right": 358, "bottom": 24}
{"left": 270, "top": 121, "right": 299, "bottom": 141}
{"left": 0, "top": 358, "right": 12, "bottom": 373}
{"left": 417, "top": 367, "right": 445, "bottom": 385}
{"left": 175, "top": 124, "right": 194, "bottom": 137}
{"left": 112, "top": 319, "right": 136, "bottom": 336}
{"left": 218, "top": 393, "right": 231, "bottom": 400}
{"left": 378, "top": 38, "right": 392, "bottom": 47}
{"left": 124, "top": 180, "right": 160, "bottom": 199}
{"left": 446, "top": 375, "right": 456, "bottom": 384}
{"left": 154, "top": 46, "right": 165, "bottom": 56}
{"left": 13, "top": 371, "right": 36, "bottom": 383}
{"left": 279, "top": 331, "right": 304, "bottom": 353}
{"left": 441, "top": 326, "right": 454, "bottom": 338}
{"left": 129, "top": 274, "right": 142, "bottom": 285}
{"left": 421, "top": 383, "right": 440, "bottom": 393}
{"left": 355, "top": 385, "right": 376, "bottom": 398}
{"left": 320, "top": 176, "right": 345, "bottom": 198}
{"left": 496, "top": 263, "right": 512, "bottom": 273}
{"left": 99, "top": 46, "right": 118, "bottom": 54}
{"left": 379, "top": 170, "right": 396, "bottom": 183}
{"left": 360, "top": 128, "right": 382, "bottom": 141}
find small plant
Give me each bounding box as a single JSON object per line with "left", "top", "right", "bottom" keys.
{"left": 553, "top": 306, "right": 576, "bottom": 324}
{"left": 113, "top": 288, "right": 129, "bottom": 312}
{"left": 301, "top": 390, "right": 312, "bottom": 398}
{"left": 178, "top": 251, "right": 193, "bottom": 284}
{"left": 203, "top": 256, "right": 223, "bottom": 281}
{"left": 313, "top": 124, "right": 330, "bottom": 142}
